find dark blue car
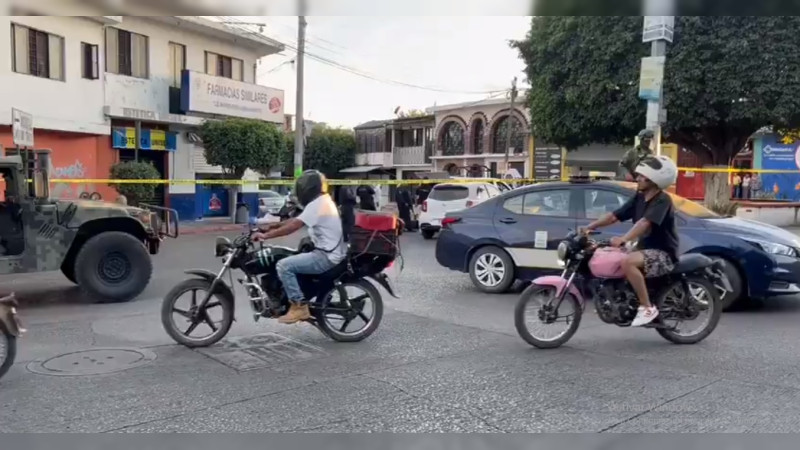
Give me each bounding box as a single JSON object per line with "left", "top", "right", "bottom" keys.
{"left": 435, "top": 178, "right": 800, "bottom": 310}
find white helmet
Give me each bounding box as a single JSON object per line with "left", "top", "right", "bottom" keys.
{"left": 634, "top": 155, "right": 678, "bottom": 190}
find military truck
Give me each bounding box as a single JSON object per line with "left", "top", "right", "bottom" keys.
{"left": 0, "top": 149, "right": 178, "bottom": 303}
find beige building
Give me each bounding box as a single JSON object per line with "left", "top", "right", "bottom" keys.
{"left": 427, "top": 95, "right": 533, "bottom": 179}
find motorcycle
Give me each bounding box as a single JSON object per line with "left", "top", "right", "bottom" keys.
{"left": 0, "top": 293, "right": 24, "bottom": 380}
{"left": 514, "top": 230, "right": 732, "bottom": 349}
{"left": 161, "top": 218, "right": 402, "bottom": 347}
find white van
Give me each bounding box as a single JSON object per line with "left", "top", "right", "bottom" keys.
{"left": 418, "top": 182, "right": 502, "bottom": 239}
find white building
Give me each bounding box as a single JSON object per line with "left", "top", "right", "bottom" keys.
{"left": 0, "top": 15, "right": 285, "bottom": 221}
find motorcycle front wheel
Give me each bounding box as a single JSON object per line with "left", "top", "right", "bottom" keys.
{"left": 161, "top": 278, "right": 234, "bottom": 348}
{"left": 0, "top": 322, "right": 17, "bottom": 379}
{"left": 514, "top": 285, "right": 582, "bottom": 349}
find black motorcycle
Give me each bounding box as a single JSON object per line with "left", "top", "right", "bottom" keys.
{"left": 161, "top": 227, "right": 401, "bottom": 347}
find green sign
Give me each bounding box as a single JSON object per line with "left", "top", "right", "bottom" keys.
{"left": 293, "top": 166, "right": 303, "bottom": 178}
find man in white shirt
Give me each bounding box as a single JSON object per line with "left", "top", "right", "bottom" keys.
{"left": 252, "top": 170, "right": 347, "bottom": 324}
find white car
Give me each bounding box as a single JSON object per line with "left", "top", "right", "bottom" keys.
{"left": 257, "top": 190, "right": 287, "bottom": 217}
{"left": 418, "top": 182, "right": 502, "bottom": 239}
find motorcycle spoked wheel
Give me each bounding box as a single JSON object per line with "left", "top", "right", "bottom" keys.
{"left": 514, "top": 285, "right": 582, "bottom": 349}
{"left": 161, "top": 279, "right": 235, "bottom": 348}
{"left": 0, "top": 322, "right": 16, "bottom": 380}
{"left": 313, "top": 279, "right": 384, "bottom": 343}
{"left": 654, "top": 276, "right": 722, "bottom": 345}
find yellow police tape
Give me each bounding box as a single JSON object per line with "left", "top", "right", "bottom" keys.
{"left": 23, "top": 167, "right": 800, "bottom": 186}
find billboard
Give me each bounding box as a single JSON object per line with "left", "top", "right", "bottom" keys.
{"left": 180, "top": 70, "right": 285, "bottom": 123}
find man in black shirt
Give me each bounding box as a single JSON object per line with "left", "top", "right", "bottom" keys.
{"left": 582, "top": 155, "right": 679, "bottom": 327}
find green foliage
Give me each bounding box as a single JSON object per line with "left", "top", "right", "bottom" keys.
{"left": 304, "top": 125, "right": 356, "bottom": 178}
{"left": 281, "top": 131, "right": 295, "bottom": 177}
{"left": 109, "top": 161, "right": 161, "bottom": 206}
{"left": 512, "top": 16, "right": 800, "bottom": 166}
{"left": 200, "top": 118, "right": 285, "bottom": 180}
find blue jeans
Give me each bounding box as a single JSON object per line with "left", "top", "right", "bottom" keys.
{"left": 276, "top": 251, "right": 337, "bottom": 303}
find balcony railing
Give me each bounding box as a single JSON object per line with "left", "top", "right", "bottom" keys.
{"left": 393, "top": 145, "right": 429, "bottom": 165}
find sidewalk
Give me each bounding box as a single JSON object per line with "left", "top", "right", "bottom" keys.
{"left": 178, "top": 217, "right": 245, "bottom": 236}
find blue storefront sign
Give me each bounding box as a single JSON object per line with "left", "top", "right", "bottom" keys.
{"left": 760, "top": 135, "right": 800, "bottom": 201}
{"left": 112, "top": 127, "right": 177, "bottom": 151}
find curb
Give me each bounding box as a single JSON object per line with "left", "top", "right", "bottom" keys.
{"left": 178, "top": 224, "right": 245, "bottom": 236}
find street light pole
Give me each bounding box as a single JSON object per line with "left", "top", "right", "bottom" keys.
{"left": 504, "top": 76, "right": 518, "bottom": 175}
{"left": 293, "top": 3, "right": 307, "bottom": 179}
{"left": 640, "top": 0, "right": 675, "bottom": 156}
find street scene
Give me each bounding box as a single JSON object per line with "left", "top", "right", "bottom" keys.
{"left": 3, "top": 10, "right": 800, "bottom": 436}
{"left": 2, "top": 228, "right": 800, "bottom": 433}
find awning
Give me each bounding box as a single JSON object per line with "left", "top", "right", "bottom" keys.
{"left": 338, "top": 165, "right": 385, "bottom": 174}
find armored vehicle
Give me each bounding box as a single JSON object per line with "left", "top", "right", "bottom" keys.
{"left": 0, "top": 149, "right": 178, "bottom": 302}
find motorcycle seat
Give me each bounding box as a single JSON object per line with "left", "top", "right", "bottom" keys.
{"left": 671, "top": 253, "right": 713, "bottom": 274}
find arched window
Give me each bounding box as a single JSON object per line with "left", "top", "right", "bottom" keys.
{"left": 440, "top": 122, "right": 465, "bottom": 156}
{"left": 492, "top": 115, "right": 525, "bottom": 154}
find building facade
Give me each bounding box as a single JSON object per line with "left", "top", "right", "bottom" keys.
{"left": 0, "top": 15, "right": 285, "bottom": 221}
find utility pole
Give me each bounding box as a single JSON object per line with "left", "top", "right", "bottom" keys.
{"left": 293, "top": 2, "right": 307, "bottom": 179}
{"left": 640, "top": 0, "right": 675, "bottom": 156}
{"left": 503, "top": 76, "right": 518, "bottom": 175}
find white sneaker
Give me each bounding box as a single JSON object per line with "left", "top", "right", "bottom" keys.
{"left": 631, "top": 306, "right": 659, "bottom": 327}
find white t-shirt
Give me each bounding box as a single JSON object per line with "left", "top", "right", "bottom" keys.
{"left": 297, "top": 194, "right": 347, "bottom": 263}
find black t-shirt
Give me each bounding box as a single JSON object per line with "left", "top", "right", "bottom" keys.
{"left": 612, "top": 191, "right": 679, "bottom": 262}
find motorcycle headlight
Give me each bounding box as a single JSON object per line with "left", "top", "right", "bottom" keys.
{"left": 744, "top": 238, "right": 798, "bottom": 257}
{"left": 556, "top": 241, "right": 570, "bottom": 261}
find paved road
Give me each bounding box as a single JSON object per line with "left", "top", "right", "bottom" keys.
{"left": 2, "top": 229, "right": 800, "bottom": 432}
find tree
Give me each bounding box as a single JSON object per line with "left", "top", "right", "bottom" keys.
{"left": 200, "top": 118, "right": 286, "bottom": 215}
{"left": 304, "top": 125, "right": 356, "bottom": 178}
{"left": 109, "top": 161, "right": 161, "bottom": 206}
{"left": 512, "top": 16, "right": 800, "bottom": 204}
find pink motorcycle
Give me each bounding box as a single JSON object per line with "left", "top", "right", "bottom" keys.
{"left": 514, "top": 230, "right": 732, "bottom": 349}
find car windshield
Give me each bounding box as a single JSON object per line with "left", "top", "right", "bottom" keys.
{"left": 429, "top": 185, "right": 469, "bottom": 201}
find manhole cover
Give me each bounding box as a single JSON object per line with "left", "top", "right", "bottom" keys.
{"left": 26, "top": 348, "right": 157, "bottom": 376}
{"left": 196, "top": 332, "right": 326, "bottom": 371}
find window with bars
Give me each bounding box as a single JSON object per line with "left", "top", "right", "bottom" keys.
{"left": 11, "top": 23, "right": 64, "bottom": 81}
{"left": 205, "top": 51, "right": 244, "bottom": 81}
{"left": 105, "top": 27, "right": 149, "bottom": 79}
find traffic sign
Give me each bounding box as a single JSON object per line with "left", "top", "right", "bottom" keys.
{"left": 12, "top": 108, "right": 33, "bottom": 148}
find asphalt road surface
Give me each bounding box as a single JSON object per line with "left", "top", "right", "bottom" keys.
{"left": 3, "top": 229, "right": 800, "bottom": 432}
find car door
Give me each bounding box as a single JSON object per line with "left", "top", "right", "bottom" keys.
{"left": 494, "top": 187, "right": 579, "bottom": 270}
{"left": 576, "top": 187, "right": 633, "bottom": 240}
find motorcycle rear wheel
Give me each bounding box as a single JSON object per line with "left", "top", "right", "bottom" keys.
{"left": 161, "top": 278, "right": 234, "bottom": 348}
{"left": 0, "top": 323, "right": 16, "bottom": 380}
{"left": 514, "top": 285, "right": 582, "bottom": 349}
{"left": 655, "top": 276, "right": 722, "bottom": 345}
{"left": 315, "top": 279, "right": 383, "bottom": 343}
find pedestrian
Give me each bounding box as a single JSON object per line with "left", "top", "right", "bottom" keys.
{"left": 732, "top": 172, "right": 742, "bottom": 199}
{"left": 395, "top": 185, "right": 413, "bottom": 231}
{"left": 619, "top": 129, "right": 655, "bottom": 181}
{"left": 356, "top": 184, "right": 376, "bottom": 210}
{"left": 338, "top": 185, "right": 357, "bottom": 242}
{"left": 742, "top": 173, "right": 751, "bottom": 199}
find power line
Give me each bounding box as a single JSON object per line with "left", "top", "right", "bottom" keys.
{"left": 216, "top": 16, "right": 503, "bottom": 95}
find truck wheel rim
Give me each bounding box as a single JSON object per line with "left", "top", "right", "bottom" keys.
{"left": 98, "top": 251, "right": 132, "bottom": 283}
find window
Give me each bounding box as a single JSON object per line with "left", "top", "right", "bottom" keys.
{"left": 484, "top": 183, "right": 501, "bottom": 197}
{"left": 11, "top": 23, "right": 64, "bottom": 80}
{"left": 503, "top": 190, "right": 571, "bottom": 217}
{"left": 205, "top": 51, "right": 243, "bottom": 81}
{"left": 105, "top": 27, "right": 148, "bottom": 78}
{"left": 81, "top": 42, "right": 99, "bottom": 79}
{"left": 429, "top": 185, "right": 469, "bottom": 202}
{"left": 584, "top": 189, "right": 630, "bottom": 219}
{"left": 168, "top": 42, "right": 186, "bottom": 87}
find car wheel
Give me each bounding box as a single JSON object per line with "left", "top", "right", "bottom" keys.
{"left": 469, "top": 246, "right": 515, "bottom": 293}
{"left": 421, "top": 230, "right": 435, "bottom": 240}
{"left": 74, "top": 232, "right": 153, "bottom": 304}
{"left": 710, "top": 256, "right": 744, "bottom": 311}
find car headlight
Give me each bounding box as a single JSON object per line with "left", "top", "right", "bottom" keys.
{"left": 556, "top": 241, "right": 570, "bottom": 261}
{"left": 744, "top": 238, "right": 797, "bottom": 257}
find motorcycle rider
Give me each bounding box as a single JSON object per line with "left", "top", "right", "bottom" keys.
{"left": 581, "top": 155, "right": 679, "bottom": 327}
{"left": 251, "top": 170, "right": 348, "bottom": 324}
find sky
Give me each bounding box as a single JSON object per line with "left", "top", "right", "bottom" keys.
{"left": 241, "top": 16, "right": 532, "bottom": 129}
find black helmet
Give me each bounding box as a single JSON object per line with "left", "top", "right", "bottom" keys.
{"left": 638, "top": 129, "right": 655, "bottom": 140}
{"left": 294, "top": 170, "right": 328, "bottom": 207}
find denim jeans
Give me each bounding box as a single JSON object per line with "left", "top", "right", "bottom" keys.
{"left": 276, "top": 250, "right": 337, "bottom": 303}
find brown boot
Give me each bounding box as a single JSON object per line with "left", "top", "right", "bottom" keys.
{"left": 278, "top": 302, "right": 311, "bottom": 324}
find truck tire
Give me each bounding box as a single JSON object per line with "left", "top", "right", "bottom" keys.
{"left": 73, "top": 232, "right": 153, "bottom": 303}
{"left": 61, "top": 262, "right": 76, "bottom": 284}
